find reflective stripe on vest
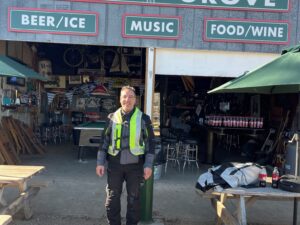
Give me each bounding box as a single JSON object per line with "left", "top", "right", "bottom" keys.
{"left": 108, "top": 108, "right": 145, "bottom": 156}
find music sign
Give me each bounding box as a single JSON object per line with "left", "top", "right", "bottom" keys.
{"left": 122, "top": 14, "right": 181, "bottom": 39}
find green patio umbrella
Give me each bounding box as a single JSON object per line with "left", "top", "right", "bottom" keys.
{"left": 0, "top": 55, "right": 47, "bottom": 81}
{"left": 208, "top": 45, "right": 300, "bottom": 94}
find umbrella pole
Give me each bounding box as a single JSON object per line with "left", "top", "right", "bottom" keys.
{"left": 293, "top": 134, "right": 299, "bottom": 225}
{"left": 293, "top": 200, "right": 297, "bottom": 225}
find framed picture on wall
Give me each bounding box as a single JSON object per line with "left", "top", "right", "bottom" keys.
{"left": 44, "top": 76, "right": 66, "bottom": 89}
{"left": 82, "top": 75, "right": 90, "bottom": 83}
{"left": 69, "top": 75, "right": 82, "bottom": 85}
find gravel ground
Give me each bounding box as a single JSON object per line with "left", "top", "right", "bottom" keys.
{"left": 4, "top": 143, "right": 300, "bottom": 225}
{"left": 10, "top": 214, "right": 284, "bottom": 225}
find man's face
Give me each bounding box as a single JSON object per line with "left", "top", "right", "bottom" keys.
{"left": 120, "top": 88, "right": 136, "bottom": 113}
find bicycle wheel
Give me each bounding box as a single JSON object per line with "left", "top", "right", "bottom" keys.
{"left": 63, "top": 47, "right": 84, "bottom": 67}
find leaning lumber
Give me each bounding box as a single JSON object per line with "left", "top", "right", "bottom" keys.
{"left": 1, "top": 117, "right": 45, "bottom": 160}
{"left": 0, "top": 129, "right": 20, "bottom": 165}
{"left": 1, "top": 118, "right": 22, "bottom": 154}
{"left": 19, "top": 122, "right": 45, "bottom": 154}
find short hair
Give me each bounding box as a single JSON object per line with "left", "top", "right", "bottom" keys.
{"left": 121, "top": 85, "right": 136, "bottom": 95}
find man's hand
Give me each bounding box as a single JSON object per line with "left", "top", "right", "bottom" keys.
{"left": 96, "top": 165, "right": 105, "bottom": 177}
{"left": 143, "top": 167, "right": 152, "bottom": 180}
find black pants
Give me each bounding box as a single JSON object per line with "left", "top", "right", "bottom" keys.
{"left": 105, "top": 163, "right": 143, "bottom": 225}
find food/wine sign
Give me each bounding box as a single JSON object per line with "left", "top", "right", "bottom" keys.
{"left": 204, "top": 18, "right": 289, "bottom": 44}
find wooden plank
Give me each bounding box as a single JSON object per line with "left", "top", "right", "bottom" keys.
{"left": 234, "top": 197, "right": 256, "bottom": 218}
{"left": 237, "top": 196, "right": 247, "bottom": 225}
{"left": 0, "top": 132, "right": 17, "bottom": 165}
{"left": 2, "top": 117, "right": 28, "bottom": 155}
{"left": 1, "top": 118, "right": 22, "bottom": 154}
{"left": 1, "top": 117, "right": 45, "bottom": 155}
{"left": 0, "top": 165, "right": 44, "bottom": 170}
{"left": 0, "top": 215, "right": 12, "bottom": 225}
{"left": 223, "top": 187, "right": 300, "bottom": 198}
{"left": 21, "top": 123, "right": 45, "bottom": 154}
{"left": 0, "top": 165, "right": 45, "bottom": 183}
{"left": 10, "top": 118, "right": 33, "bottom": 155}
{"left": 0, "top": 186, "right": 40, "bottom": 218}
{"left": 0, "top": 188, "right": 7, "bottom": 206}
{"left": 0, "top": 150, "right": 6, "bottom": 164}
{"left": 18, "top": 182, "right": 32, "bottom": 219}
{"left": 216, "top": 193, "right": 227, "bottom": 225}
{"left": 212, "top": 198, "right": 239, "bottom": 225}
{"left": 29, "top": 180, "right": 50, "bottom": 188}
{"left": 0, "top": 129, "right": 20, "bottom": 164}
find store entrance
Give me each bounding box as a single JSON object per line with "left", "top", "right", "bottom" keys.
{"left": 33, "top": 43, "right": 146, "bottom": 146}
{"left": 155, "top": 75, "right": 298, "bottom": 166}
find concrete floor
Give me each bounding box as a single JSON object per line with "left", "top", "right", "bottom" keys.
{"left": 4, "top": 143, "right": 299, "bottom": 225}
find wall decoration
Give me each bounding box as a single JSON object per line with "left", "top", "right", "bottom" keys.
{"left": 38, "top": 59, "right": 52, "bottom": 78}
{"left": 82, "top": 75, "right": 90, "bottom": 83}
{"left": 77, "top": 68, "right": 103, "bottom": 76}
{"left": 69, "top": 75, "right": 82, "bottom": 85}
{"left": 76, "top": 97, "right": 86, "bottom": 110}
{"left": 47, "top": 92, "right": 56, "bottom": 105}
{"left": 44, "top": 76, "right": 66, "bottom": 89}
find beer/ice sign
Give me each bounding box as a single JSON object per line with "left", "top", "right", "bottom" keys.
{"left": 9, "top": 7, "right": 98, "bottom": 36}
{"left": 21, "top": 15, "right": 86, "bottom": 29}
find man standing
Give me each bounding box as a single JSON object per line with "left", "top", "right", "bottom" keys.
{"left": 96, "top": 86, "right": 155, "bottom": 225}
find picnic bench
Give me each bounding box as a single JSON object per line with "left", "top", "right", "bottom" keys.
{"left": 197, "top": 185, "right": 300, "bottom": 225}
{"left": 0, "top": 165, "right": 45, "bottom": 220}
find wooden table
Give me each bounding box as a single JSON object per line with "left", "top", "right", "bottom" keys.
{"left": 0, "top": 165, "right": 45, "bottom": 220}
{"left": 197, "top": 186, "right": 300, "bottom": 225}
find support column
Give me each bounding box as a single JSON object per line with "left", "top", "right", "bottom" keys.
{"left": 141, "top": 47, "right": 155, "bottom": 222}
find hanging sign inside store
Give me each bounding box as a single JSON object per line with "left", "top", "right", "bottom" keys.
{"left": 67, "top": 0, "right": 290, "bottom": 12}
{"left": 122, "top": 14, "right": 181, "bottom": 39}
{"left": 203, "top": 18, "right": 290, "bottom": 44}
{"left": 8, "top": 7, "right": 99, "bottom": 36}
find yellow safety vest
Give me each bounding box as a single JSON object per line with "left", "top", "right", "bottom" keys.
{"left": 108, "top": 108, "right": 145, "bottom": 156}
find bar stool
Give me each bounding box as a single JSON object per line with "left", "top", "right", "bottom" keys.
{"left": 225, "top": 134, "right": 240, "bottom": 151}
{"left": 41, "top": 122, "right": 52, "bottom": 145}
{"left": 163, "top": 138, "right": 180, "bottom": 173}
{"left": 182, "top": 139, "right": 199, "bottom": 173}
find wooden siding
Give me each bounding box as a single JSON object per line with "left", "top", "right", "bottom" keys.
{"left": 0, "top": 0, "right": 299, "bottom": 53}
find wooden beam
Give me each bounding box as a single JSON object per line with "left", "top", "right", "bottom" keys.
{"left": 0, "top": 187, "right": 40, "bottom": 218}
{"left": 237, "top": 196, "right": 247, "bottom": 225}
{"left": 212, "top": 198, "right": 239, "bottom": 225}
{"left": 0, "top": 215, "right": 12, "bottom": 225}
{"left": 216, "top": 193, "right": 227, "bottom": 225}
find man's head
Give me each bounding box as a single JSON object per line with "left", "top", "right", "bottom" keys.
{"left": 120, "top": 86, "right": 136, "bottom": 113}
